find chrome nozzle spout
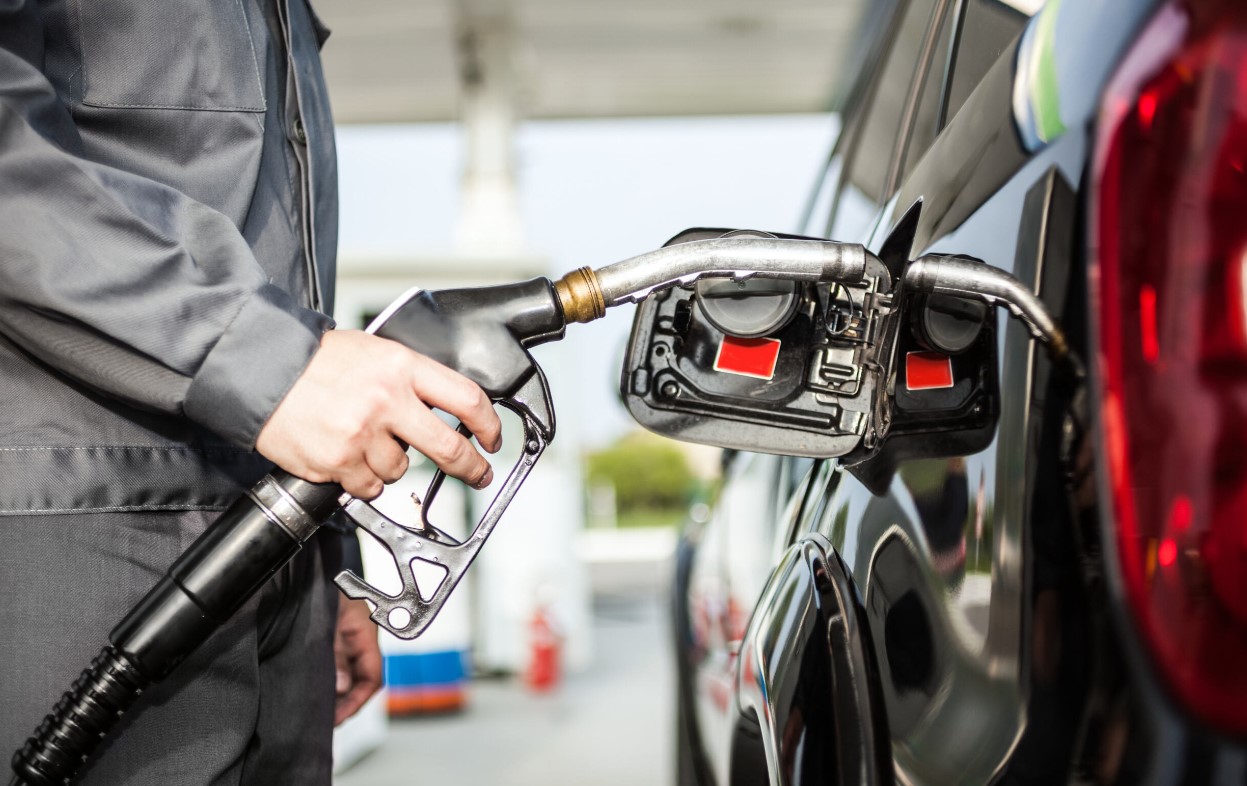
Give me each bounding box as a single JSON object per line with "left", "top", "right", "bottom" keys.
{"left": 903, "top": 255, "right": 1070, "bottom": 361}
{"left": 554, "top": 237, "right": 869, "bottom": 324}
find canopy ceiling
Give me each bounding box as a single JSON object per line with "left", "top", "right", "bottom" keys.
{"left": 313, "top": 0, "right": 867, "bottom": 124}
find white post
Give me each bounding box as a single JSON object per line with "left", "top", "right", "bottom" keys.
{"left": 454, "top": 3, "right": 525, "bottom": 256}
{"left": 449, "top": 0, "right": 592, "bottom": 677}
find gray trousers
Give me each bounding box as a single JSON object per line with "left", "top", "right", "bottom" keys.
{"left": 0, "top": 511, "right": 341, "bottom": 785}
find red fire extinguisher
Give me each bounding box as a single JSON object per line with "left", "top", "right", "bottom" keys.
{"left": 525, "top": 604, "right": 562, "bottom": 692}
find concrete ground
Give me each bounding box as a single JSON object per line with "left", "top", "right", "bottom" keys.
{"left": 335, "top": 586, "right": 675, "bottom": 786}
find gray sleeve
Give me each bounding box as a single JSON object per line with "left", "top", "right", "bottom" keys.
{"left": 0, "top": 4, "right": 332, "bottom": 449}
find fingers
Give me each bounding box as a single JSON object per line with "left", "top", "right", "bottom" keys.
{"left": 334, "top": 598, "right": 384, "bottom": 726}
{"left": 334, "top": 644, "right": 351, "bottom": 697}
{"left": 338, "top": 464, "right": 384, "bottom": 501}
{"left": 349, "top": 439, "right": 409, "bottom": 500}
{"left": 366, "top": 438, "right": 410, "bottom": 484}
{"left": 256, "top": 330, "right": 501, "bottom": 499}
{"left": 336, "top": 648, "right": 383, "bottom": 725}
{"left": 408, "top": 354, "right": 503, "bottom": 455}
{"left": 391, "top": 404, "right": 495, "bottom": 489}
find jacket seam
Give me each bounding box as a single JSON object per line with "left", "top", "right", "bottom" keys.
{"left": 236, "top": 0, "right": 267, "bottom": 110}
{"left": 80, "top": 100, "right": 266, "bottom": 113}
{"left": 0, "top": 446, "right": 255, "bottom": 454}
{"left": 0, "top": 505, "right": 229, "bottom": 514}
{"left": 74, "top": 0, "right": 87, "bottom": 103}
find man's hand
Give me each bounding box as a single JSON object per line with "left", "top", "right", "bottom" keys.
{"left": 256, "top": 329, "right": 502, "bottom": 500}
{"left": 333, "top": 597, "right": 383, "bottom": 725}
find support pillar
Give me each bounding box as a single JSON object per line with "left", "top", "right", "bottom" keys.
{"left": 455, "top": 3, "right": 525, "bottom": 256}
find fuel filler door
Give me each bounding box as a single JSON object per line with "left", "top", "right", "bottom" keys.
{"left": 621, "top": 228, "right": 898, "bottom": 458}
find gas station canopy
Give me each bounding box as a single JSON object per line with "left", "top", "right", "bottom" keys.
{"left": 313, "top": 0, "right": 866, "bottom": 124}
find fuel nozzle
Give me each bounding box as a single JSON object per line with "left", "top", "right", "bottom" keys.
{"left": 902, "top": 254, "right": 1070, "bottom": 362}
{"left": 554, "top": 236, "right": 869, "bottom": 325}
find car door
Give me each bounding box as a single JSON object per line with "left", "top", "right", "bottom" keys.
{"left": 687, "top": 451, "right": 807, "bottom": 786}
{"left": 799, "top": 0, "right": 1096, "bottom": 783}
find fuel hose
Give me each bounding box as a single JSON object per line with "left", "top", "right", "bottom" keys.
{"left": 10, "top": 473, "right": 341, "bottom": 786}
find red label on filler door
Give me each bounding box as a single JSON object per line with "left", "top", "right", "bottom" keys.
{"left": 714, "top": 336, "right": 782, "bottom": 380}
{"left": 905, "top": 350, "right": 955, "bottom": 390}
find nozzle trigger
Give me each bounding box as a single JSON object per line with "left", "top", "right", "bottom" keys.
{"left": 333, "top": 369, "right": 555, "bottom": 639}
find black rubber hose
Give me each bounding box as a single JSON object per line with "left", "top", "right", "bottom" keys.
{"left": 9, "top": 472, "right": 342, "bottom": 786}
{"left": 10, "top": 647, "right": 148, "bottom": 785}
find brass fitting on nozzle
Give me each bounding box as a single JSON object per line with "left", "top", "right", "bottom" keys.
{"left": 554, "top": 267, "right": 606, "bottom": 324}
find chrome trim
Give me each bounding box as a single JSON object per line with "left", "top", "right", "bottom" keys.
{"left": 593, "top": 237, "right": 869, "bottom": 306}
{"left": 247, "top": 474, "right": 319, "bottom": 542}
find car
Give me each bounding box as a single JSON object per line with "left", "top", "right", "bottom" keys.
{"left": 636, "top": 0, "right": 1247, "bottom": 783}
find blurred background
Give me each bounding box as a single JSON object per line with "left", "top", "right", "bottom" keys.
{"left": 318, "top": 1, "right": 864, "bottom": 782}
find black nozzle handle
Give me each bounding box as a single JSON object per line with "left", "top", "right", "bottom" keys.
{"left": 370, "top": 277, "right": 566, "bottom": 400}
{"left": 10, "top": 472, "right": 342, "bottom": 785}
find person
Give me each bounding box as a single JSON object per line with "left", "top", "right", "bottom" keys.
{"left": 0, "top": 1, "right": 501, "bottom": 783}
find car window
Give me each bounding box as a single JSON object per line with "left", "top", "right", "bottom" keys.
{"left": 818, "top": 67, "right": 870, "bottom": 239}
{"left": 823, "top": 116, "right": 872, "bottom": 241}
{"left": 720, "top": 453, "right": 789, "bottom": 607}
{"left": 941, "top": 0, "right": 1036, "bottom": 128}
{"left": 840, "top": 0, "right": 940, "bottom": 211}
{"left": 798, "top": 116, "right": 846, "bottom": 238}
{"left": 789, "top": 460, "right": 837, "bottom": 543}
{"left": 800, "top": 151, "right": 840, "bottom": 238}
{"left": 898, "top": 2, "right": 958, "bottom": 184}
{"left": 769, "top": 456, "right": 816, "bottom": 554}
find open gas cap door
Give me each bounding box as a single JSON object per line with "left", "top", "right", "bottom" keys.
{"left": 620, "top": 228, "right": 898, "bottom": 458}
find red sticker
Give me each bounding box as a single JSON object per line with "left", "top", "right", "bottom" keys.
{"left": 714, "top": 336, "right": 781, "bottom": 380}
{"left": 906, "top": 351, "right": 954, "bottom": 390}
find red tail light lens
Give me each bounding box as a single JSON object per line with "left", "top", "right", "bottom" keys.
{"left": 1094, "top": 0, "right": 1247, "bottom": 734}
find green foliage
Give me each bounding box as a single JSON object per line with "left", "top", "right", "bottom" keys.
{"left": 585, "top": 432, "right": 696, "bottom": 514}
{"left": 615, "top": 509, "right": 686, "bottom": 529}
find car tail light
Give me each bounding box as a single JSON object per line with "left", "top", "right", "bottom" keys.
{"left": 1093, "top": 0, "right": 1247, "bottom": 734}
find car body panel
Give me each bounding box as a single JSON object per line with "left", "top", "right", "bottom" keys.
{"left": 834, "top": 139, "right": 1087, "bottom": 783}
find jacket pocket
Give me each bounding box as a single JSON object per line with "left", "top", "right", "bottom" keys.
{"left": 77, "top": 0, "right": 266, "bottom": 112}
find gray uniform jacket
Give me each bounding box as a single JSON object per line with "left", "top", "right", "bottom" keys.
{"left": 0, "top": 0, "right": 339, "bottom": 514}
